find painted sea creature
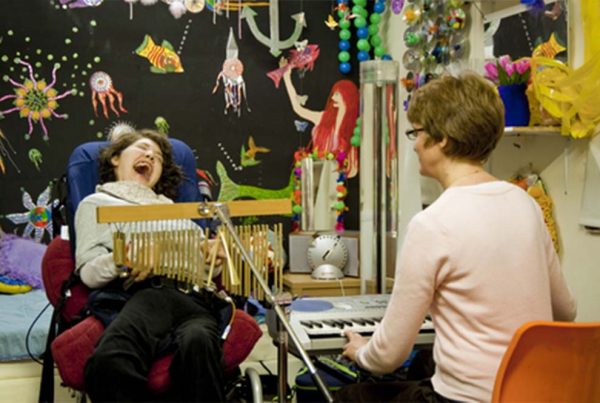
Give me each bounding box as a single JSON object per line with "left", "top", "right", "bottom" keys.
{"left": 533, "top": 33, "right": 566, "bottom": 59}
{"left": 59, "top": 0, "right": 104, "bottom": 8}
{"left": 28, "top": 148, "right": 43, "bottom": 171}
{"left": 266, "top": 42, "right": 320, "bottom": 88}
{"left": 89, "top": 71, "right": 128, "bottom": 119}
{"left": 325, "top": 15, "right": 338, "bottom": 30}
{"left": 135, "top": 35, "right": 184, "bottom": 73}
{"left": 216, "top": 160, "right": 293, "bottom": 202}
{"left": 0, "top": 59, "right": 73, "bottom": 140}
{"left": 2, "top": 185, "right": 58, "bottom": 243}
{"left": 241, "top": 135, "right": 270, "bottom": 167}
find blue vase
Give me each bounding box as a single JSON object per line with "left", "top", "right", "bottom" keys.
{"left": 498, "top": 84, "right": 530, "bottom": 127}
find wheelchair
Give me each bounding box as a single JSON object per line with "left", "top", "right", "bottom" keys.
{"left": 39, "top": 138, "right": 265, "bottom": 402}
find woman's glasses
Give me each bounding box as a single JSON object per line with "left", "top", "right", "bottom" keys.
{"left": 405, "top": 128, "right": 426, "bottom": 140}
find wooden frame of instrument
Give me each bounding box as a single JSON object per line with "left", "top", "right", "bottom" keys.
{"left": 97, "top": 199, "right": 291, "bottom": 223}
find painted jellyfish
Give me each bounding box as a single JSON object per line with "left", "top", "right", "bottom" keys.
{"left": 89, "top": 71, "right": 128, "bottom": 119}
{"left": 0, "top": 59, "right": 73, "bottom": 140}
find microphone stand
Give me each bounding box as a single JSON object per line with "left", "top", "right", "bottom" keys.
{"left": 200, "top": 203, "right": 333, "bottom": 403}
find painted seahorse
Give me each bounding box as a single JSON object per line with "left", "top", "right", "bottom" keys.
{"left": 216, "top": 160, "right": 294, "bottom": 202}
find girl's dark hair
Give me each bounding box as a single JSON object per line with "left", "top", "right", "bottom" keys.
{"left": 98, "top": 129, "right": 183, "bottom": 200}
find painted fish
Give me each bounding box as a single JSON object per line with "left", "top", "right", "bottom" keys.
{"left": 135, "top": 35, "right": 184, "bottom": 74}
{"left": 266, "top": 44, "right": 320, "bottom": 88}
{"left": 533, "top": 33, "right": 566, "bottom": 59}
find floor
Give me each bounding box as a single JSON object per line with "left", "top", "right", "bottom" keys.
{"left": 0, "top": 325, "right": 304, "bottom": 403}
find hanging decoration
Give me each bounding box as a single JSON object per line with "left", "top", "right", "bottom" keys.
{"left": 0, "top": 59, "right": 73, "bottom": 141}
{"left": 400, "top": 0, "right": 468, "bottom": 108}
{"left": 291, "top": 148, "right": 349, "bottom": 232}
{"left": 1, "top": 184, "right": 58, "bottom": 243}
{"left": 0, "top": 129, "right": 19, "bottom": 174}
{"left": 336, "top": 0, "right": 352, "bottom": 74}
{"left": 335, "top": 0, "right": 388, "bottom": 75}
{"left": 266, "top": 41, "right": 320, "bottom": 88}
{"left": 89, "top": 71, "right": 128, "bottom": 119}
{"left": 241, "top": 0, "right": 306, "bottom": 57}
{"left": 212, "top": 28, "right": 250, "bottom": 116}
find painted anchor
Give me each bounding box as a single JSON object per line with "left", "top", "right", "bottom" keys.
{"left": 241, "top": 0, "right": 306, "bottom": 57}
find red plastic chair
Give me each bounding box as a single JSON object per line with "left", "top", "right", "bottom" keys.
{"left": 492, "top": 320, "right": 600, "bottom": 402}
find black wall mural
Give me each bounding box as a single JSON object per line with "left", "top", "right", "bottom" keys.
{"left": 0, "top": 0, "right": 361, "bottom": 242}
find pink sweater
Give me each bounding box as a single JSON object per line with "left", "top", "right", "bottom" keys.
{"left": 356, "top": 181, "right": 577, "bottom": 401}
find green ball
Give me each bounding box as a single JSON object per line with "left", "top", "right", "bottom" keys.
{"left": 292, "top": 205, "right": 303, "bottom": 214}
{"left": 357, "top": 39, "right": 371, "bottom": 52}
{"left": 356, "top": 116, "right": 362, "bottom": 124}
{"left": 339, "top": 29, "right": 351, "bottom": 41}
{"left": 354, "top": 16, "right": 367, "bottom": 28}
{"left": 370, "top": 13, "right": 381, "bottom": 24}
{"left": 374, "top": 45, "right": 386, "bottom": 58}
{"left": 339, "top": 19, "right": 351, "bottom": 30}
{"left": 351, "top": 136, "right": 361, "bottom": 147}
{"left": 334, "top": 201, "right": 346, "bottom": 210}
{"left": 326, "top": 152, "right": 335, "bottom": 160}
{"left": 351, "top": 5, "right": 365, "bottom": 15}
{"left": 337, "top": 9, "right": 346, "bottom": 19}
{"left": 368, "top": 24, "right": 379, "bottom": 36}
{"left": 354, "top": 0, "right": 367, "bottom": 6}
{"left": 338, "top": 51, "right": 350, "bottom": 63}
{"left": 353, "top": 127, "right": 361, "bottom": 137}
{"left": 370, "top": 34, "right": 382, "bottom": 47}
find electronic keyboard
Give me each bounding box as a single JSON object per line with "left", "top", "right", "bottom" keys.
{"left": 288, "top": 294, "right": 434, "bottom": 354}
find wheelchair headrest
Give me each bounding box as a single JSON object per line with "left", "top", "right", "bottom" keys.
{"left": 65, "top": 138, "right": 202, "bottom": 243}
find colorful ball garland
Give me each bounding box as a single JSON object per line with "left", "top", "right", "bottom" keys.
{"left": 291, "top": 148, "right": 350, "bottom": 232}
{"left": 336, "top": 0, "right": 389, "bottom": 75}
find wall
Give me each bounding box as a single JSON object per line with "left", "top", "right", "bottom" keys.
{"left": 386, "top": 0, "right": 600, "bottom": 321}
{"left": 0, "top": 0, "right": 362, "bottom": 241}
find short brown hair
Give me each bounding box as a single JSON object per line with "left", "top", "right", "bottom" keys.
{"left": 98, "top": 129, "right": 183, "bottom": 200}
{"left": 407, "top": 72, "right": 505, "bottom": 162}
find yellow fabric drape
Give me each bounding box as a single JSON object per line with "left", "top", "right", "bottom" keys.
{"left": 530, "top": 54, "right": 600, "bottom": 138}
{"left": 583, "top": 0, "right": 600, "bottom": 62}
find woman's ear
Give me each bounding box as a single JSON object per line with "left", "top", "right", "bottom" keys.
{"left": 111, "top": 155, "right": 120, "bottom": 167}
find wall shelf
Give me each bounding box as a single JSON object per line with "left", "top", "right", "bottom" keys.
{"left": 504, "top": 126, "right": 564, "bottom": 137}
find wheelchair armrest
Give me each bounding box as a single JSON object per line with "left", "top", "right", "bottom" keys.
{"left": 51, "top": 316, "right": 105, "bottom": 391}
{"left": 42, "top": 236, "right": 90, "bottom": 323}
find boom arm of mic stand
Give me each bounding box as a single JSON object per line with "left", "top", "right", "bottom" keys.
{"left": 209, "top": 204, "right": 333, "bottom": 403}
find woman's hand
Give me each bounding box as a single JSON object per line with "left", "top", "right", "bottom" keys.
{"left": 342, "top": 330, "right": 368, "bottom": 362}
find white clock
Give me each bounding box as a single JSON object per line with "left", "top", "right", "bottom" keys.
{"left": 307, "top": 234, "right": 348, "bottom": 280}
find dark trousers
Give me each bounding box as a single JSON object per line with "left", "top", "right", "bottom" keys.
{"left": 334, "top": 379, "right": 459, "bottom": 403}
{"left": 334, "top": 349, "right": 460, "bottom": 403}
{"left": 84, "top": 287, "right": 225, "bottom": 402}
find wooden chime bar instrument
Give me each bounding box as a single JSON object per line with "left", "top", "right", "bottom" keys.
{"left": 97, "top": 199, "right": 290, "bottom": 297}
